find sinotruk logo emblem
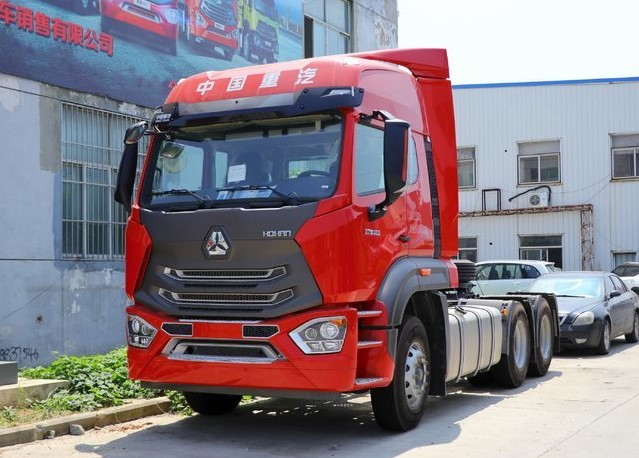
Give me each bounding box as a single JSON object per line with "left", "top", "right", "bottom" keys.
{"left": 204, "top": 227, "right": 230, "bottom": 258}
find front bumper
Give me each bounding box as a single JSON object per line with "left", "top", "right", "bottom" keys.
{"left": 126, "top": 304, "right": 390, "bottom": 395}
{"left": 559, "top": 319, "right": 604, "bottom": 349}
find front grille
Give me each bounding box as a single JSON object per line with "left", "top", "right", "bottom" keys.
{"left": 201, "top": 0, "right": 234, "bottom": 24}
{"left": 160, "top": 288, "right": 294, "bottom": 306}
{"left": 123, "top": 4, "right": 160, "bottom": 23}
{"left": 164, "top": 266, "right": 286, "bottom": 282}
{"left": 243, "top": 325, "right": 279, "bottom": 338}
{"left": 164, "top": 339, "right": 283, "bottom": 363}
{"left": 256, "top": 20, "right": 276, "bottom": 40}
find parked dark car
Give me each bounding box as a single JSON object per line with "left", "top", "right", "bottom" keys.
{"left": 529, "top": 271, "right": 639, "bottom": 354}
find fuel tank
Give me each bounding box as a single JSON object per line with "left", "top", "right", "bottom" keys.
{"left": 446, "top": 303, "right": 503, "bottom": 382}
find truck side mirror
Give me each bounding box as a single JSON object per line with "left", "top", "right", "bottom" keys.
{"left": 114, "top": 122, "right": 147, "bottom": 210}
{"left": 368, "top": 118, "right": 409, "bottom": 221}
{"left": 383, "top": 119, "right": 409, "bottom": 206}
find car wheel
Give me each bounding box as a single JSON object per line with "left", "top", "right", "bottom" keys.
{"left": 74, "top": 0, "right": 92, "bottom": 15}
{"left": 183, "top": 392, "right": 242, "bottom": 415}
{"left": 100, "top": 15, "right": 113, "bottom": 34}
{"left": 625, "top": 312, "right": 639, "bottom": 343}
{"left": 165, "top": 38, "right": 177, "bottom": 56}
{"left": 528, "top": 300, "right": 554, "bottom": 377}
{"left": 371, "top": 315, "right": 430, "bottom": 432}
{"left": 223, "top": 49, "right": 234, "bottom": 61}
{"left": 491, "top": 302, "right": 530, "bottom": 387}
{"left": 595, "top": 320, "right": 611, "bottom": 355}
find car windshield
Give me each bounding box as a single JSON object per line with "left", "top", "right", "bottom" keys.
{"left": 612, "top": 265, "right": 639, "bottom": 277}
{"left": 140, "top": 113, "right": 342, "bottom": 210}
{"left": 255, "top": 0, "right": 277, "bottom": 20}
{"left": 530, "top": 276, "right": 603, "bottom": 298}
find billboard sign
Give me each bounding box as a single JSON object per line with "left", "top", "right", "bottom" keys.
{"left": 0, "top": 0, "right": 303, "bottom": 107}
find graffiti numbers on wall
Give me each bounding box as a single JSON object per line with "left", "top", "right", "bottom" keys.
{"left": 0, "top": 346, "right": 39, "bottom": 363}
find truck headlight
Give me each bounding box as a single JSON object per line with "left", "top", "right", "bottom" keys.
{"left": 127, "top": 315, "right": 157, "bottom": 348}
{"left": 572, "top": 311, "right": 595, "bottom": 326}
{"left": 290, "top": 317, "right": 347, "bottom": 354}
{"left": 165, "top": 9, "right": 179, "bottom": 25}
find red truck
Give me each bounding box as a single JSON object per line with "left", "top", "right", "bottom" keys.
{"left": 115, "top": 49, "right": 560, "bottom": 431}
{"left": 182, "top": 0, "right": 239, "bottom": 60}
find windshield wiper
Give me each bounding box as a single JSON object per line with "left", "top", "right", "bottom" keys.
{"left": 217, "top": 184, "right": 301, "bottom": 205}
{"left": 151, "top": 189, "right": 214, "bottom": 208}
{"left": 554, "top": 294, "right": 586, "bottom": 298}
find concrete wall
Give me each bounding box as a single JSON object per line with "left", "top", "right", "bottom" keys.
{"left": 353, "top": 0, "right": 398, "bottom": 51}
{"left": 0, "top": 75, "right": 151, "bottom": 367}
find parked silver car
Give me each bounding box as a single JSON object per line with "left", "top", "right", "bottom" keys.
{"left": 471, "top": 260, "right": 558, "bottom": 295}
{"left": 612, "top": 262, "right": 639, "bottom": 289}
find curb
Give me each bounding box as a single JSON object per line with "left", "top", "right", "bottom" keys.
{"left": 0, "top": 396, "right": 171, "bottom": 448}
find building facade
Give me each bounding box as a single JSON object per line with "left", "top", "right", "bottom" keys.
{"left": 0, "top": 0, "right": 398, "bottom": 367}
{"left": 453, "top": 78, "right": 639, "bottom": 271}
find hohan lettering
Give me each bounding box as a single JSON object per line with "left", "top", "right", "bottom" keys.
{"left": 263, "top": 230, "right": 292, "bottom": 238}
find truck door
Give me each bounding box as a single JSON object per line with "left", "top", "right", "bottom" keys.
{"left": 353, "top": 120, "right": 408, "bottom": 280}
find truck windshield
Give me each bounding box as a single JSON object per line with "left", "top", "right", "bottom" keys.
{"left": 255, "top": 0, "right": 277, "bottom": 21}
{"left": 140, "top": 113, "right": 342, "bottom": 210}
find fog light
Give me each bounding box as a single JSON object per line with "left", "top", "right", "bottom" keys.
{"left": 127, "top": 315, "right": 157, "bottom": 349}
{"left": 290, "top": 317, "right": 347, "bottom": 354}
{"left": 575, "top": 338, "right": 587, "bottom": 344}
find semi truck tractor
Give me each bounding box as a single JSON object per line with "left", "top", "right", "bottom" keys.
{"left": 182, "top": 0, "right": 239, "bottom": 60}
{"left": 114, "top": 48, "right": 560, "bottom": 431}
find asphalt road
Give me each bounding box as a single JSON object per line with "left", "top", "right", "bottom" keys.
{"left": 3, "top": 338, "right": 639, "bottom": 457}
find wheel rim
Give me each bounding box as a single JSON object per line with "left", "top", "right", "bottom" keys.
{"left": 404, "top": 341, "right": 428, "bottom": 411}
{"left": 513, "top": 319, "right": 529, "bottom": 369}
{"left": 538, "top": 314, "right": 553, "bottom": 361}
{"left": 603, "top": 322, "right": 611, "bottom": 352}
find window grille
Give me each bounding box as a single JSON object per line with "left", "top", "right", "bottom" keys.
{"left": 303, "top": 0, "right": 351, "bottom": 57}
{"left": 62, "top": 103, "right": 147, "bottom": 260}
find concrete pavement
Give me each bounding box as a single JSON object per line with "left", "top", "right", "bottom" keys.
{"left": 2, "top": 338, "right": 638, "bottom": 457}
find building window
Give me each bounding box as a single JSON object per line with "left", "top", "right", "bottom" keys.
{"left": 62, "top": 103, "right": 146, "bottom": 260}
{"left": 303, "top": 0, "right": 351, "bottom": 57}
{"left": 457, "top": 146, "right": 475, "bottom": 188}
{"left": 611, "top": 133, "right": 639, "bottom": 179}
{"left": 457, "top": 237, "right": 477, "bottom": 262}
{"left": 613, "top": 252, "right": 636, "bottom": 268}
{"left": 518, "top": 140, "right": 560, "bottom": 184}
{"left": 519, "top": 235, "right": 562, "bottom": 268}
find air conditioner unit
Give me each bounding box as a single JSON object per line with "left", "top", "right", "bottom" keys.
{"left": 528, "top": 191, "right": 549, "bottom": 207}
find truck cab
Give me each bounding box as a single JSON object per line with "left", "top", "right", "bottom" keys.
{"left": 182, "top": 0, "right": 239, "bottom": 60}
{"left": 115, "top": 49, "right": 559, "bottom": 432}
{"left": 238, "top": 0, "right": 279, "bottom": 63}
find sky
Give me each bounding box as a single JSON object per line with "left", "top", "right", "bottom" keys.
{"left": 398, "top": 0, "right": 639, "bottom": 85}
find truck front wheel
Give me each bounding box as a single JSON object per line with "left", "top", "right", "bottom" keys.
{"left": 183, "top": 392, "right": 242, "bottom": 415}
{"left": 371, "top": 315, "right": 430, "bottom": 432}
{"left": 492, "top": 302, "right": 530, "bottom": 387}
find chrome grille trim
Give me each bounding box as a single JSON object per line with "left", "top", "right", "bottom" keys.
{"left": 163, "top": 266, "right": 286, "bottom": 282}
{"left": 160, "top": 288, "right": 294, "bottom": 306}
{"left": 163, "top": 339, "right": 283, "bottom": 364}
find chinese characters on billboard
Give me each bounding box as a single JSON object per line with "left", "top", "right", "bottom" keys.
{"left": 0, "top": 0, "right": 303, "bottom": 107}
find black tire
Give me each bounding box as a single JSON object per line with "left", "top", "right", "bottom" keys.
{"left": 223, "top": 49, "right": 234, "bottom": 61}
{"left": 100, "top": 15, "right": 113, "bottom": 34}
{"left": 165, "top": 38, "right": 177, "bottom": 56}
{"left": 371, "top": 316, "right": 430, "bottom": 432}
{"left": 528, "top": 301, "right": 553, "bottom": 377}
{"left": 467, "top": 371, "right": 493, "bottom": 387}
{"left": 595, "top": 320, "right": 611, "bottom": 355}
{"left": 183, "top": 392, "right": 242, "bottom": 415}
{"left": 491, "top": 302, "right": 530, "bottom": 387}
{"left": 625, "top": 312, "right": 639, "bottom": 343}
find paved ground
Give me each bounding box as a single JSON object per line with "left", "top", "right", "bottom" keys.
{"left": 3, "top": 338, "right": 639, "bottom": 457}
